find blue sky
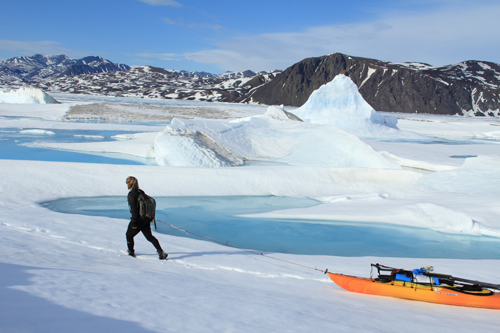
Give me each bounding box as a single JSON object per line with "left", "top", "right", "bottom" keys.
{"left": 1, "top": 0, "right": 499, "bottom": 74}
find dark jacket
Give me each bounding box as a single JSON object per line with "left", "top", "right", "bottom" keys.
{"left": 128, "top": 187, "right": 142, "bottom": 225}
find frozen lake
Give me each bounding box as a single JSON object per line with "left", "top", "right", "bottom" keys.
{"left": 40, "top": 195, "right": 500, "bottom": 259}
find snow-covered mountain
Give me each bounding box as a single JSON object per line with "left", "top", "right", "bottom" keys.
{"left": 218, "top": 70, "right": 257, "bottom": 80}
{"left": 244, "top": 53, "right": 500, "bottom": 116}
{"left": 0, "top": 54, "right": 130, "bottom": 84}
{"left": 31, "top": 65, "right": 280, "bottom": 103}
{"left": 168, "top": 69, "right": 218, "bottom": 78}
{"left": 2, "top": 53, "right": 500, "bottom": 115}
{"left": 161, "top": 69, "right": 268, "bottom": 80}
{"left": 0, "top": 54, "right": 280, "bottom": 103}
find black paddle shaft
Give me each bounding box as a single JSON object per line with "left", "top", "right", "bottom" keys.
{"left": 425, "top": 272, "right": 500, "bottom": 291}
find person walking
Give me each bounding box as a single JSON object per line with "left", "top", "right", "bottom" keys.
{"left": 125, "top": 176, "right": 168, "bottom": 260}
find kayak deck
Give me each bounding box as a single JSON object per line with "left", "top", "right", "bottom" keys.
{"left": 327, "top": 272, "right": 500, "bottom": 309}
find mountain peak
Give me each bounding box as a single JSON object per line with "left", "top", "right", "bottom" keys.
{"left": 0, "top": 54, "right": 130, "bottom": 82}
{"left": 242, "top": 53, "right": 500, "bottom": 116}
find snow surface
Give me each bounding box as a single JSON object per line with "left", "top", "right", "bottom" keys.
{"left": 1, "top": 90, "right": 500, "bottom": 332}
{"left": 0, "top": 87, "right": 58, "bottom": 104}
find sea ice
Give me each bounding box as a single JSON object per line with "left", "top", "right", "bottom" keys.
{"left": 422, "top": 155, "right": 500, "bottom": 195}
{"left": 19, "top": 129, "right": 56, "bottom": 135}
{"left": 1, "top": 95, "right": 500, "bottom": 332}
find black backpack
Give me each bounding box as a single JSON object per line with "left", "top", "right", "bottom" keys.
{"left": 137, "top": 189, "right": 156, "bottom": 226}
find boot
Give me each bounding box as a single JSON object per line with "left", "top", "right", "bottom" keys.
{"left": 128, "top": 249, "right": 136, "bottom": 257}
{"left": 158, "top": 250, "right": 168, "bottom": 260}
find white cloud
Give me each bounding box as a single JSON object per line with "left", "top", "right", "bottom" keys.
{"left": 133, "top": 52, "right": 183, "bottom": 61}
{"left": 0, "top": 39, "right": 93, "bottom": 58}
{"left": 162, "top": 18, "right": 225, "bottom": 31}
{"left": 137, "top": 0, "right": 181, "bottom": 7}
{"left": 184, "top": 3, "right": 500, "bottom": 72}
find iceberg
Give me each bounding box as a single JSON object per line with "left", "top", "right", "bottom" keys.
{"left": 154, "top": 105, "right": 400, "bottom": 169}
{"left": 293, "top": 75, "right": 399, "bottom": 137}
{"left": 0, "top": 87, "right": 59, "bottom": 104}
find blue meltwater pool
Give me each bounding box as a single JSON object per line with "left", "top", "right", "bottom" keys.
{"left": 0, "top": 127, "right": 155, "bottom": 165}
{"left": 40, "top": 195, "right": 500, "bottom": 259}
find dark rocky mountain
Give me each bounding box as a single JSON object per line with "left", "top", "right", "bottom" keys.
{"left": 240, "top": 53, "right": 500, "bottom": 116}
{"left": 0, "top": 54, "right": 130, "bottom": 84}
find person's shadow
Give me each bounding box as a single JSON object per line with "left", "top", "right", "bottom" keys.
{"left": 0, "top": 262, "right": 155, "bottom": 333}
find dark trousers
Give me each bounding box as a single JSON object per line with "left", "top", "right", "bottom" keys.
{"left": 126, "top": 221, "right": 163, "bottom": 253}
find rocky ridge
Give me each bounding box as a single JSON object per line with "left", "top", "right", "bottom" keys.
{"left": 242, "top": 53, "right": 500, "bottom": 116}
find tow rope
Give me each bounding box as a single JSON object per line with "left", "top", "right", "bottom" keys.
{"left": 155, "top": 218, "right": 327, "bottom": 274}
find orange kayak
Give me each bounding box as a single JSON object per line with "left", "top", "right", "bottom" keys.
{"left": 327, "top": 272, "right": 500, "bottom": 309}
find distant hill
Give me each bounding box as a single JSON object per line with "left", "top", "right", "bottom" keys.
{"left": 30, "top": 65, "right": 280, "bottom": 103}
{"left": 0, "top": 54, "right": 130, "bottom": 84}
{"left": 240, "top": 53, "right": 500, "bottom": 116}
{"left": 168, "top": 69, "right": 218, "bottom": 78}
